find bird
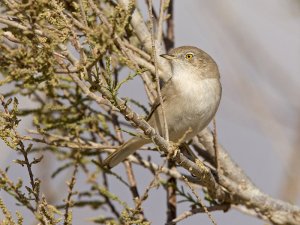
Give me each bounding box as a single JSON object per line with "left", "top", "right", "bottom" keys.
{"left": 103, "top": 46, "right": 222, "bottom": 168}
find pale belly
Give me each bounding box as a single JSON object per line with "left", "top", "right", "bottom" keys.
{"left": 166, "top": 98, "right": 217, "bottom": 142}
{"left": 150, "top": 79, "right": 221, "bottom": 144}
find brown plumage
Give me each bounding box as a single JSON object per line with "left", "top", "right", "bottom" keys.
{"left": 104, "top": 46, "right": 222, "bottom": 168}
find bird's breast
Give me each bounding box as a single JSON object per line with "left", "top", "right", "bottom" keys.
{"left": 166, "top": 78, "right": 221, "bottom": 142}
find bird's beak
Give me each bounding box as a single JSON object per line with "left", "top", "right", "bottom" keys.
{"left": 160, "top": 54, "right": 176, "bottom": 60}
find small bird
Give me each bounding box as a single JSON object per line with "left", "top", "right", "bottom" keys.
{"left": 104, "top": 46, "right": 222, "bottom": 168}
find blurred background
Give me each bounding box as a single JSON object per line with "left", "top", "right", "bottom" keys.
{"left": 1, "top": 0, "right": 300, "bottom": 224}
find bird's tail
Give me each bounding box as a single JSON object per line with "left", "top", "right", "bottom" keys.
{"left": 103, "top": 137, "right": 147, "bottom": 168}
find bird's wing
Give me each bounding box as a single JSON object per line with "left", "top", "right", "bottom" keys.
{"left": 146, "top": 78, "right": 177, "bottom": 121}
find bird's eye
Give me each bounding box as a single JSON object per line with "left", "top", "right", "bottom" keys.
{"left": 185, "top": 53, "right": 194, "bottom": 60}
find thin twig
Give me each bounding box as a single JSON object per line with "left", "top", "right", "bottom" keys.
{"left": 0, "top": 16, "right": 45, "bottom": 37}
{"left": 147, "top": 0, "right": 169, "bottom": 141}
{"left": 160, "top": 1, "right": 177, "bottom": 222}
{"left": 0, "top": 168, "right": 35, "bottom": 212}
{"left": 63, "top": 161, "right": 79, "bottom": 225}
{"left": 78, "top": 0, "right": 88, "bottom": 26}
{"left": 156, "top": 0, "right": 166, "bottom": 45}
{"left": 182, "top": 176, "right": 218, "bottom": 225}
{"left": 111, "top": 111, "right": 144, "bottom": 217}
{"left": 167, "top": 204, "right": 229, "bottom": 225}
{"left": 100, "top": 156, "right": 121, "bottom": 219}
{"left": 213, "top": 118, "right": 220, "bottom": 181}
{"left": 134, "top": 160, "right": 167, "bottom": 214}
{"left": 122, "top": 41, "right": 151, "bottom": 61}
{"left": 166, "top": 169, "right": 177, "bottom": 223}
{"left": 124, "top": 161, "right": 144, "bottom": 220}
{"left": 1, "top": 97, "right": 40, "bottom": 209}
{"left": 68, "top": 72, "right": 116, "bottom": 109}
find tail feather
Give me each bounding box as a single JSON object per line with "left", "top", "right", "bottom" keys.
{"left": 103, "top": 137, "right": 147, "bottom": 168}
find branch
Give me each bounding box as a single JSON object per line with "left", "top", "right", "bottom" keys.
{"left": 93, "top": 77, "right": 228, "bottom": 201}
{"left": 117, "top": 0, "right": 152, "bottom": 53}
{"left": 85, "top": 71, "right": 300, "bottom": 224}
{"left": 117, "top": 0, "right": 172, "bottom": 81}
{"left": 195, "top": 129, "right": 300, "bottom": 225}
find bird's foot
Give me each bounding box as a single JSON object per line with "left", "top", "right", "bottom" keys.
{"left": 166, "top": 142, "right": 180, "bottom": 160}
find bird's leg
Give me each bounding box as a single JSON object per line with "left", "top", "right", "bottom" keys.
{"left": 179, "top": 143, "right": 198, "bottom": 162}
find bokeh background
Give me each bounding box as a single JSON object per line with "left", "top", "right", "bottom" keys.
{"left": 1, "top": 0, "right": 300, "bottom": 224}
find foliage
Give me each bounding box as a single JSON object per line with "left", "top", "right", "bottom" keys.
{"left": 0, "top": 0, "right": 173, "bottom": 224}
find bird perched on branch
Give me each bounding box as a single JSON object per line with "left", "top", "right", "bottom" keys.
{"left": 104, "top": 46, "right": 222, "bottom": 168}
